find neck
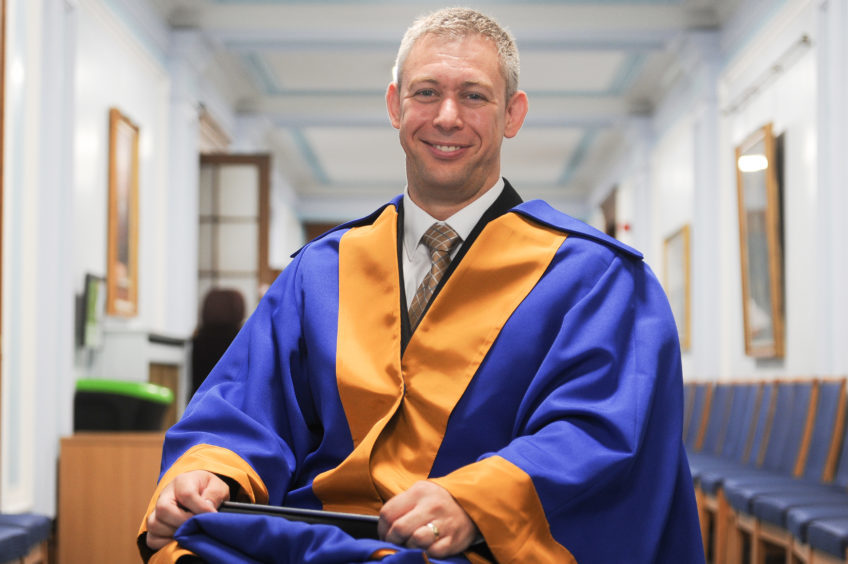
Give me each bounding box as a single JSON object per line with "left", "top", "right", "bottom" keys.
{"left": 408, "top": 183, "right": 496, "bottom": 221}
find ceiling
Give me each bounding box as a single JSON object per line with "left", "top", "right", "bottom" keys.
{"left": 150, "top": 0, "right": 741, "bottom": 220}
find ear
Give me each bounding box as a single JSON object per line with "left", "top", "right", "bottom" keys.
{"left": 503, "top": 90, "right": 528, "bottom": 139}
{"left": 386, "top": 82, "right": 402, "bottom": 129}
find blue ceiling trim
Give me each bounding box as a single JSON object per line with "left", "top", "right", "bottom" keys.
{"left": 608, "top": 52, "right": 647, "bottom": 95}
{"left": 291, "top": 128, "right": 331, "bottom": 185}
{"left": 244, "top": 52, "right": 284, "bottom": 93}
{"left": 723, "top": 0, "right": 789, "bottom": 64}
{"left": 223, "top": 35, "right": 668, "bottom": 51}
{"left": 101, "top": 0, "right": 169, "bottom": 68}
{"left": 225, "top": 38, "right": 399, "bottom": 51}
{"left": 558, "top": 129, "right": 598, "bottom": 186}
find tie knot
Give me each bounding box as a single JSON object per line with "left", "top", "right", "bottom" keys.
{"left": 421, "top": 223, "right": 460, "bottom": 254}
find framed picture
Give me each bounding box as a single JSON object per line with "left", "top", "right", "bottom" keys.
{"left": 735, "top": 123, "right": 784, "bottom": 358}
{"left": 106, "top": 107, "right": 140, "bottom": 316}
{"left": 664, "top": 225, "right": 691, "bottom": 351}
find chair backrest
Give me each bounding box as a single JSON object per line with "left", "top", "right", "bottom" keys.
{"left": 800, "top": 378, "right": 847, "bottom": 482}
{"left": 758, "top": 380, "right": 815, "bottom": 474}
{"left": 721, "top": 383, "right": 760, "bottom": 462}
{"left": 746, "top": 381, "right": 777, "bottom": 467}
{"left": 684, "top": 383, "right": 712, "bottom": 453}
{"left": 683, "top": 382, "right": 696, "bottom": 440}
{"left": 701, "top": 384, "right": 734, "bottom": 455}
{"left": 826, "top": 381, "right": 848, "bottom": 488}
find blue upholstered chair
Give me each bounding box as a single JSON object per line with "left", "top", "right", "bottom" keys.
{"left": 696, "top": 381, "right": 774, "bottom": 562}
{"left": 750, "top": 379, "right": 848, "bottom": 528}
{"left": 688, "top": 383, "right": 734, "bottom": 467}
{"left": 805, "top": 516, "right": 848, "bottom": 561}
{"left": 698, "top": 381, "right": 776, "bottom": 498}
{"left": 702, "top": 378, "right": 845, "bottom": 563}
{"left": 723, "top": 380, "right": 817, "bottom": 515}
{"left": 0, "top": 526, "right": 29, "bottom": 563}
{"left": 684, "top": 382, "right": 713, "bottom": 455}
{"left": 690, "top": 383, "right": 759, "bottom": 485}
{"left": 740, "top": 379, "right": 848, "bottom": 561}
{"left": 0, "top": 512, "right": 51, "bottom": 563}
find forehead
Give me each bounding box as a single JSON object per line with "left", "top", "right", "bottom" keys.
{"left": 403, "top": 33, "right": 503, "bottom": 86}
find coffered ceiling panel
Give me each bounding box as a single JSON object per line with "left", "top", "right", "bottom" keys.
{"left": 150, "top": 0, "right": 742, "bottom": 218}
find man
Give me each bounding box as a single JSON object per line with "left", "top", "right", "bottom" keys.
{"left": 139, "top": 7, "right": 704, "bottom": 563}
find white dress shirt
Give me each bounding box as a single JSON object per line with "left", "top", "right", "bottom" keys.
{"left": 402, "top": 179, "right": 505, "bottom": 307}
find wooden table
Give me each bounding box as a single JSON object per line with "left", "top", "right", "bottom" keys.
{"left": 57, "top": 433, "right": 164, "bottom": 564}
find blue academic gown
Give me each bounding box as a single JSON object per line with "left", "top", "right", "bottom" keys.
{"left": 139, "top": 188, "right": 704, "bottom": 563}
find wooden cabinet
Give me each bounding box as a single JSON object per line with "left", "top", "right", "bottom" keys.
{"left": 57, "top": 433, "right": 164, "bottom": 564}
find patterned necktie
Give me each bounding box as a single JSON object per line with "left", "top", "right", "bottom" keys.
{"left": 408, "top": 223, "right": 461, "bottom": 329}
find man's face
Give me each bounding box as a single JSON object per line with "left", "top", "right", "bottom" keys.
{"left": 387, "top": 33, "right": 527, "bottom": 212}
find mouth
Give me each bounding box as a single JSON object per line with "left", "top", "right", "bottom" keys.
{"left": 424, "top": 141, "right": 468, "bottom": 156}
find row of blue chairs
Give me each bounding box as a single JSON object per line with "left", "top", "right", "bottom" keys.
{"left": 684, "top": 379, "right": 848, "bottom": 564}
{"left": 0, "top": 513, "right": 50, "bottom": 564}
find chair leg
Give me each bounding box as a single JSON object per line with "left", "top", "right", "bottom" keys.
{"left": 717, "top": 491, "right": 731, "bottom": 564}
{"left": 792, "top": 540, "right": 812, "bottom": 564}
{"left": 22, "top": 541, "right": 48, "bottom": 564}
{"left": 697, "top": 488, "right": 710, "bottom": 559}
{"left": 758, "top": 521, "right": 793, "bottom": 564}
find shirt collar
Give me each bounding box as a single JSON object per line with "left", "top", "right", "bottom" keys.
{"left": 402, "top": 178, "right": 505, "bottom": 260}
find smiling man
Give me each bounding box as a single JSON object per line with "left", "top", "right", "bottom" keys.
{"left": 139, "top": 7, "right": 704, "bottom": 564}
{"left": 387, "top": 28, "right": 527, "bottom": 220}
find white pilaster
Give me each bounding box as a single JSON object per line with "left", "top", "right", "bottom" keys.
{"left": 815, "top": 0, "right": 848, "bottom": 374}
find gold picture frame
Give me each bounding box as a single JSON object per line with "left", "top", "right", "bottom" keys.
{"left": 664, "top": 225, "right": 691, "bottom": 351}
{"left": 106, "top": 108, "right": 140, "bottom": 317}
{"left": 735, "top": 123, "right": 784, "bottom": 358}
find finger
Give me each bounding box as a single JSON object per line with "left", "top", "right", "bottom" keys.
{"left": 151, "top": 487, "right": 194, "bottom": 530}
{"left": 145, "top": 527, "right": 176, "bottom": 551}
{"left": 377, "top": 514, "right": 390, "bottom": 541}
{"left": 173, "top": 473, "right": 224, "bottom": 514}
{"left": 199, "top": 474, "right": 231, "bottom": 508}
{"left": 379, "top": 488, "right": 418, "bottom": 524}
{"left": 426, "top": 536, "right": 459, "bottom": 560}
{"left": 146, "top": 508, "right": 182, "bottom": 550}
{"left": 405, "top": 523, "right": 438, "bottom": 550}
{"left": 425, "top": 523, "right": 477, "bottom": 559}
{"left": 383, "top": 507, "right": 433, "bottom": 546}
{"left": 147, "top": 509, "right": 176, "bottom": 535}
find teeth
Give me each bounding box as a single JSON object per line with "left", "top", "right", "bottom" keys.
{"left": 434, "top": 144, "right": 461, "bottom": 152}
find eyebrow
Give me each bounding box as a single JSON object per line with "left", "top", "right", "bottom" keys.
{"left": 407, "top": 77, "right": 495, "bottom": 91}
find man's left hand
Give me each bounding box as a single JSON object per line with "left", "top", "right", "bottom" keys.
{"left": 378, "top": 480, "right": 479, "bottom": 558}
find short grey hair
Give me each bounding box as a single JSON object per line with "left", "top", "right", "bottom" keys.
{"left": 392, "top": 7, "right": 520, "bottom": 101}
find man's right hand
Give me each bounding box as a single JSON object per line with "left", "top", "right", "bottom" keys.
{"left": 145, "top": 470, "right": 230, "bottom": 550}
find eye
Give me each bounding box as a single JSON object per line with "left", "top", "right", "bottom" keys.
{"left": 413, "top": 88, "right": 438, "bottom": 99}
{"left": 465, "top": 92, "right": 489, "bottom": 104}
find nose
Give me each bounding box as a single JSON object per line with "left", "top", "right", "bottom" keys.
{"left": 433, "top": 97, "right": 462, "bottom": 131}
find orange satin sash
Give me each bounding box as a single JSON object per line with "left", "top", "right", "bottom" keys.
{"left": 312, "top": 205, "right": 566, "bottom": 512}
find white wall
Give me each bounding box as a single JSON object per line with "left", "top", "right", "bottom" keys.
{"left": 604, "top": 0, "right": 847, "bottom": 382}
{"left": 74, "top": 0, "right": 171, "bottom": 336}
{"left": 719, "top": 0, "right": 820, "bottom": 379}
{"left": 1, "top": 0, "right": 305, "bottom": 515}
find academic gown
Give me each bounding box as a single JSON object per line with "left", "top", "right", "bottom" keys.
{"left": 138, "top": 182, "right": 704, "bottom": 564}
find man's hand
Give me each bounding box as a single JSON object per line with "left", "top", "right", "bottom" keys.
{"left": 145, "top": 470, "right": 230, "bottom": 550}
{"left": 378, "top": 481, "right": 479, "bottom": 558}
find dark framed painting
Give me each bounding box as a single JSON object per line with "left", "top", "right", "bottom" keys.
{"left": 664, "top": 224, "right": 691, "bottom": 351}
{"left": 106, "top": 107, "right": 140, "bottom": 317}
{"left": 735, "top": 123, "right": 784, "bottom": 358}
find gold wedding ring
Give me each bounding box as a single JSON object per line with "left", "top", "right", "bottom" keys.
{"left": 427, "top": 521, "right": 440, "bottom": 540}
